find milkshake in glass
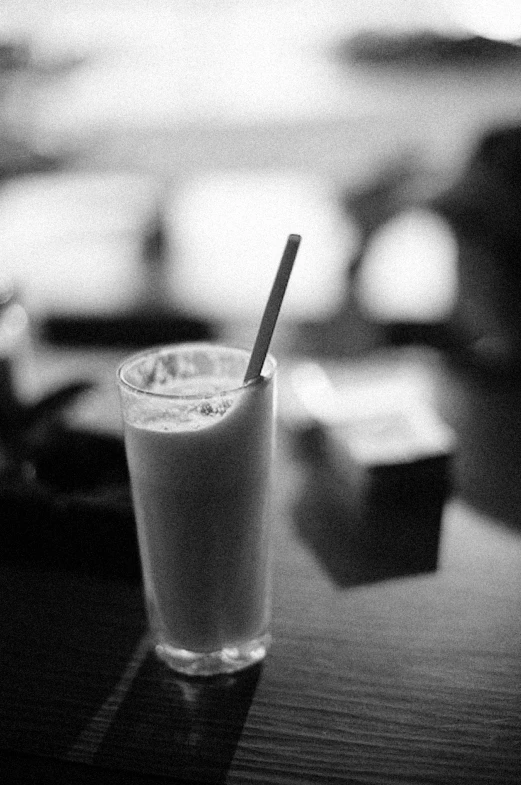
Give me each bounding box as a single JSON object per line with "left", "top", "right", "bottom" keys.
{"left": 118, "top": 343, "right": 276, "bottom": 676}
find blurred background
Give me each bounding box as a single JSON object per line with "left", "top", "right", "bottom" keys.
{"left": 4, "top": 7, "right": 521, "bottom": 775}
{"left": 2, "top": 0, "right": 521, "bottom": 353}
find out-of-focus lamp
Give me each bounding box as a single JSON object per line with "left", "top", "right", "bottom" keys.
{"left": 356, "top": 209, "right": 458, "bottom": 324}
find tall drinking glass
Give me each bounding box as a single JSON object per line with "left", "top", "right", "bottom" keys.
{"left": 117, "top": 342, "right": 276, "bottom": 676}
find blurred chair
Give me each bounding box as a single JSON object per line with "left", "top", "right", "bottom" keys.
{"left": 342, "top": 123, "right": 521, "bottom": 376}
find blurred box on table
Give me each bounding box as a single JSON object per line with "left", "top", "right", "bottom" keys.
{"left": 284, "top": 350, "right": 456, "bottom": 586}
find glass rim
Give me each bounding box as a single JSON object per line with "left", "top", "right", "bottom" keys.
{"left": 117, "top": 341, "right": 277, "bottom": 400}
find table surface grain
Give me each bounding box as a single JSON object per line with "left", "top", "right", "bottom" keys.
{"left": 2, "top": 346, "right": 521, "bottom": 785}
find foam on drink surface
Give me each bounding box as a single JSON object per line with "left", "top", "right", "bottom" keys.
{"left": 130, "top": 375, "right": 240, "bottom": 432}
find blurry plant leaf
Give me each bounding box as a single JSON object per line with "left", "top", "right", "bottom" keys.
{"left": 0, "top": 378, "right": 94, "bottom": 468}
{"left": 23, "top": 381, "right": 94, "bottom": 430}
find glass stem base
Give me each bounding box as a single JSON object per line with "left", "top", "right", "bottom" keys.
{"left": 154, "top": 632, "right": 271, "bottom": 677}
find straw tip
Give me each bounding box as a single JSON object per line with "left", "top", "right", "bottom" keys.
{"left": 288, "top": 234, "right": 301, "bottom": 244}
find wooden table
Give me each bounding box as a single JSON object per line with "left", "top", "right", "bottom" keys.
{"left": 1, "top": 342, "right": 521, "bottom": 784}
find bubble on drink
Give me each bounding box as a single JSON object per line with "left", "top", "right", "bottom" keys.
{"left": 122, "top": 347, "right": 243, "bottom": 432}
{"left": 132, "top": 388, "right": 237, "bottom": 432}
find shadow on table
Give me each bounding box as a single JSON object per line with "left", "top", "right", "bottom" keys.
{"left": 96, "top": 652, "right": 262, "bottom": 784}
{"left": 289, "top": 423, "right": 449, "bottom": 588}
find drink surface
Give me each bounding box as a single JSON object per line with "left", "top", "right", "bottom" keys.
{"left": 129, "top": 376, "right": 240, "bottom": 432}
{"left": 124, "top": 371, "right": 274, "bottom": 653}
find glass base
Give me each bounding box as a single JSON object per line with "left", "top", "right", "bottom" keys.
{"left": 154, "top": 632, "right": 271, "bottom": 677}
